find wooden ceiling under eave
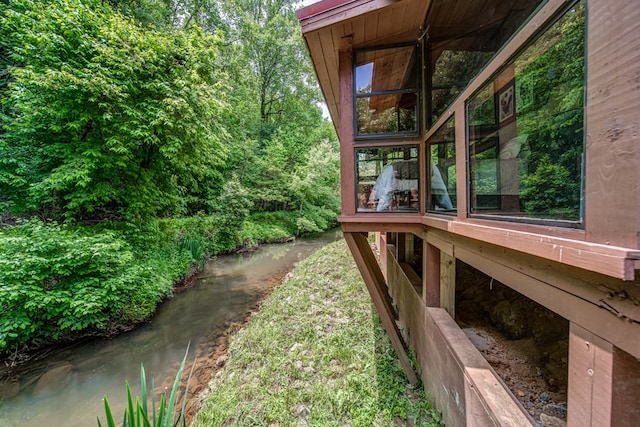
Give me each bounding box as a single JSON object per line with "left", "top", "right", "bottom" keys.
{"left": 297, "top": 0, "right": 431, "bottom": 129}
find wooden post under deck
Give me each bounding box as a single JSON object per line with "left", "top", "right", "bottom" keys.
{"left": 568, "top": 323, "right": 640, "bottom": 426}
{"left": 440, "top": 252, "right": 456, "bottom": 318}
{"left": 424, "top": 242, "right": 441, "bottom": 306}
{"left": 343, "top": 231, "right": 418, "bottom": 385}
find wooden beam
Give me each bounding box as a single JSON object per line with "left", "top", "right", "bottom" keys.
{"left": 343, "top": 231, "right": 418, "bottom": 385}
{"left": 447, "top": 221, "right": 640, "bottom": 281}
{"left": 584, "top": 0, "right": 640, "bottom": 249}
{"left": 421, "top": 217, "right": 640, "bottom": 281}
{"left": 340, "top": 218, "right": 425, "bottom": 234}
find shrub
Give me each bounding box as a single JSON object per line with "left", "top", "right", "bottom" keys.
{"left": 0, "top": 220, "right": 160, "bottom": 351}
{"left": 0, "top": 217, "right": 218, "bottom": 353}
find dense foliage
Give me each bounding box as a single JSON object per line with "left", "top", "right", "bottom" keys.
{"left": 517, "top": 3, "right": 585, "bottom": 218}
{"left": 0, "top": 0, "right": 339, "bottom": 225}
{"left": 0, "top": 218, "right": 203, "bottom": 352}
{"left": 0, "top": 0, "right": 230, "bottom": 221}
{"left": 0, "top": 0, "right": 340, "bottom": 354}
{"left": 0, "top": 211, "right": 320, "bottom": 353}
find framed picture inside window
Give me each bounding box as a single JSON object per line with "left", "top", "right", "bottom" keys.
{"left": 497, "top": 81, "right": 515, "bottom": 125}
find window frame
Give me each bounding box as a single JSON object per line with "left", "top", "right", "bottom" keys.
{"left": 422, "top": 0, "right": 546, "bottom": 131}
{"left": 352, "top": 43, "right": 422, "bottom": 141}
{"left": 353, "top": 144, "right": 422, "bottom": 214}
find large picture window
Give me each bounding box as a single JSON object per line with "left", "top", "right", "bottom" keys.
{"left": 356, "top": 146, "right": 420, "bottom": 213}
{"left": 354, "top": 45, "right": 419, "bottom": 138}
{"left": 467, "top": 1, "right": 585, "bottom": 223}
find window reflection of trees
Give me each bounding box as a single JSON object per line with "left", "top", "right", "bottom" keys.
{"left": 467, "top": 2, "right": 585, "bottom": 222}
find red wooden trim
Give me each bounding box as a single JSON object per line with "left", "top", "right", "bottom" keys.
{"left": 296, "top": 0, "right": 357, "bottom": 21}
{"left": 338, "top": 51, "right": 356, "bottom": 215}
{"left": 298, "top": 0, "right": 408, "bottom": 34}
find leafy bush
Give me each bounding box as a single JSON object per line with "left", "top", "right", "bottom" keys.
{"left": 0, "top": 220, "right": 168, "bottom": 351}
{"left": 241, "top": 211, "right": 298, "bottom": 245}
{"left": 521, "top": 155, "right": 581, "bottom": 219}
{"left": 0, "top": 217, "right": 219, "bottom": 353}
{"left": 0, "top": 210, "right": 336, "bottom": 354}
{"left": 212, "top": 178, "right": 253, "bottom": 251}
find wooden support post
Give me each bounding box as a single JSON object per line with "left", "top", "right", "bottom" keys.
{"left": 440, "top": 252, "right": 456, "bottom": 318}
{"left": 611, "top": 346, "right": 640, "bottom": 426}
{"left": 568, "top": 323, "right": 613, "bottom": 426}
{"left": 404, "top": 232, "right": 414, "bottom": 264}
{"left": 424, "top": 242, "right": 440, "bottom": 306}
{"left": 569, "top": 322, "right": 640, "bottom": 426}
{"left": 397, "top": 232, "right": 406, "bottom": 263}
{"left": 338, "top": 50, "right": 356, "bottom": 216}
{"left": 343, "top": 231, "right": 418, "bottom": 385}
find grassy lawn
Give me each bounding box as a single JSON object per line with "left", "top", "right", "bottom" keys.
{"left": 192, "top": 238, "right": 441, "bottom": 426}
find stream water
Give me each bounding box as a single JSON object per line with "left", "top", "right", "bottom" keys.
{"left": 0, "top": 230, "right": 341, "bottom": 427}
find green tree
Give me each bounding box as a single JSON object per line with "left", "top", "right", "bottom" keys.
{"left": 291, "top": 135, "right": 341, "bottom": 233}
{"left": 105, "top": 0, "right": 222, "bottom": 29}
{"left": 209, "top": 0, "right": 337, "bottom": 218}
{"left": 0, "top": 0, "right": 230, "bottom": 222}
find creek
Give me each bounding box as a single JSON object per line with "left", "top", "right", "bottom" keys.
{"left": 0, "top": 230, "right": 341, "bottom": 427}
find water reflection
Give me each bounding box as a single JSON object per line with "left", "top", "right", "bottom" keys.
{"left": 0, "top": 230, "right": 341, "bottom": 427}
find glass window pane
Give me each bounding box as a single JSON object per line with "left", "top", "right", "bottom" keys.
{"left": 426, "top": 0, "right": 543, "bottom": 125}
{"left": 431, "top": 51, "right": 495, "bottom": 120}
{"left": 356, "top": 93, "right": 417, "bottom": 135}
{"left": 355, "top": 46, "right": 417, "bottom": 93}
{"left": 428, "top": 116, "right": 456, "bottom": 212}
{"left": 467, "top": 2, "right": 585, "bottom": 222}
{"left": 356, "top": 146, "right": 420, "bottom": 213}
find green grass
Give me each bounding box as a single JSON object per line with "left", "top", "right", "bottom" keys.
{"left": 192, "top": 239, "right": 441, "bottom": 426}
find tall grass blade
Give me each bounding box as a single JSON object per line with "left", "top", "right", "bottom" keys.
{"left": 98, "top": 345, "right": 193, "bottom": 427}
{"left": 141, "top": 364, "right": 148, "bottom": 416}
{"left": 126, "top": 381, "right": 135, "bottom": 427}
{"left": 156, "top": 395, "right": 166, "bottom": 427}
{"left": 178, "top": 355, "right": 197, "bottom": 427}
{"left": 152, "top": 376, "right": 157, "bottom": 427}
{"left": 165, "top": 344, "right": 190, "bottom": 427}
{"left": 137, "top": 400, "right": 152, "bottom": 427}
{"left": 100, "top": 395, "right": 117, "bottom": 427}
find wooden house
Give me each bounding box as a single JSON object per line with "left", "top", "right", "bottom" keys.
{"left": 297, "top": 0, "right": 640, "bottom": 425}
